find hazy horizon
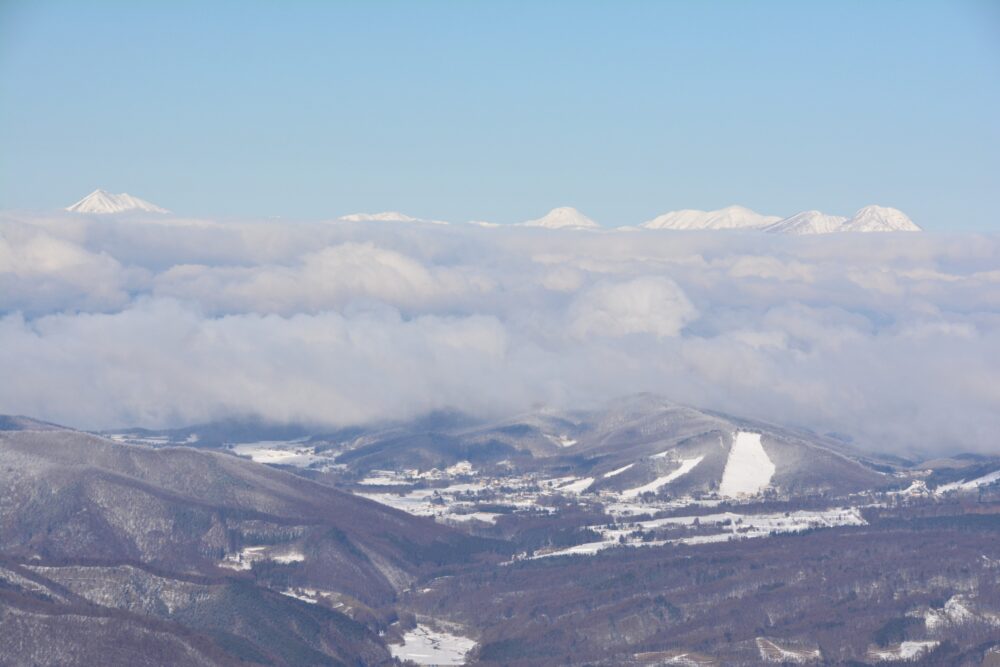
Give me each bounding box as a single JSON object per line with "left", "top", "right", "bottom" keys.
{"left": 2, "top": 1, "right": 999, "bottom": 230}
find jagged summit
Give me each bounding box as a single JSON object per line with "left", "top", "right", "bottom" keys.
{"left": 520, "top": 206, "right": 600, "bottom": 229}
{"left": 640, "top": 205, "right": 780, "bottom": 230}
{"left": 66, "top": 189, "right": 169, "bottom": 214}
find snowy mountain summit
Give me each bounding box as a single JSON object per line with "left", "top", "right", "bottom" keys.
{"left": 761, "top": 210, "right": 849, "bottom": 235}
{"left": 764, "top": 205, "right": 920, "bottom": 235}
{"left": 66, "top": 189, "right": 169, "bottom": 214}
{"left": 520, "top": 206, "right": 600, "bottom": 230}
{"left": 638, "top": 204, "right": 920, "bottom": 235}
{"left": 839, "top": 205, "right": 921, "bottom": 233}
{"left": 641, "top": 205, "right": 780, "bottom": 231}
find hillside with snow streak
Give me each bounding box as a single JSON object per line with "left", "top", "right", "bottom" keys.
{"left": 719, "top": 431, "right": 775, "bottom": 497}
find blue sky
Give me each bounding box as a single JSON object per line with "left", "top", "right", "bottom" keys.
{"left": 2, "top": 0, "right": 998, "bottom": 228}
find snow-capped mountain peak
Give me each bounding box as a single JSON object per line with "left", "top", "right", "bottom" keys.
{"left": 520, "top": 207, "right": 600, "bottom": 230}
{"left": 763, "top": 210, "right": 849, "bottom": 235}
{"left": 640, "top": 205, "right": 780, "bottom": 231}
{"left": 66, "top": 189, "right": 169, "bottom": 214}
{"left": 764, "top": 205, "right": 921, "bottom": 235}
{"left": 842, "top": 205, "right": 921, "bottom": 232}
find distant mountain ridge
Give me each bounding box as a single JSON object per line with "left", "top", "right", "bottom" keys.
{"left": 641, "top": 205, "right": 781, "bottom": 231}
{"left": 59, "top": 191, "right": 921, "bottom": 233}
{"left": 763, "top": 205, "right": 920, "bottom": 235}
{"left": 642, "top": 204, "right": 920, "bottom": 234}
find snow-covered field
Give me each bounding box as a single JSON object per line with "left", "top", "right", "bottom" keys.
{"left": 719, "top": 431, "right": 775, "bottom": 497}
{"left": 231, "top": 439, "right": 335, "bottom": 468}
{"left": 936, "top": 469, "right": 1000, "bottom": 494}
{"left": 107, "top": 433, "right": 196, "bottom": 445}
{"left": 546, "top": 434, "right": 578, "bottom": 448}
{"left": 357, "top": 479, "right": 522, "bottom": 525}
{"left": 533, "top": 507, "right": 867, "bottom": 559}
{"left": 358, "top": 462, "right": 478, "bottom": 486}
{"left": 220, "top": 545, "right": 305, "bottom": 570}
{"left": 866, "top": 641, "right": 939, "bottom": 661}
{"left": 219, "top": 546, "right": 268, "bottom": 570}
{"left": 558, "top": 477, "right": 594, "bottom": 493}
{"left": 756, "top": 637, "right": 822, "bottom": 663}
{"left": 357, "top": 470, "right": 415, "bottom": 486}
{"left": 389, "top": 623, "right": 476, "bottom": 666}
{"left": 921, "top": 595, "right": 1000, "bottom": 632}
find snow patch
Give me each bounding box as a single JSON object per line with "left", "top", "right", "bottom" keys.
{"left": 923, "top": 595, "right": 998, "bottom": 631}
{"left": 867, "top": 641, "right": 938, "bottom": 661}
{"left": 280, "top": 589, "right": 319, "bottom": 604}
{"left": 756, "top": 637, "right": 822, "bottom": 663}
{"left": 936, "top": 469, "right": 1000, "bottom": 494}
{"left": 358, "top": 470, "right": 417, "bottom": 486}
{"left": 622, "top": 456, "right": 704, "bottom": 499}
{"left": 546, "top": 434, "right": 578, "bottom": 448}
{"left": 603, "top": 463, "right": 634, "bottom": 478}
{"left": 443, "top": 512, "right": 502, "bottom": 524}
{"left": 219, "top": 546, "right": 268, "bottom": 571}
{"left": 389, "top": 623, "right": 476, "bottom": 666}
{"left": 231, "top": 439, "right": 324, "bottom": 468}
{"left": 220, "top": 546, "right": 304, "bottom": 570}
{"left": 272, "top": 551, "right": 305, "bottom": 564}
{"left": 558, "top": 477, "right": 594, "bottom": 494}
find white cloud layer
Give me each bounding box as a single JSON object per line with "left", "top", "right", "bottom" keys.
{"left": 2, "top": 210, "right": 999, "bottom": 456}
{"left": 568, "top": 277, "right": 697, "bottom": 339}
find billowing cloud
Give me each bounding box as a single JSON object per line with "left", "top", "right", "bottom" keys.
{"left": 568, "top": 277, "right": 697, "bottom": 338}
{"left": 1, "top": 210, "right": 999, "bottom": 457}
{"left": 153, "top": 242, "right": 493, "bottom": 315}
{"left": 0, "top": 225, "right": 143, "bottom": 314}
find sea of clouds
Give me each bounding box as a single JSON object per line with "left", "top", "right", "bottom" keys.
{"left": 2, "top": 211, "right": 999, "bottom": 456}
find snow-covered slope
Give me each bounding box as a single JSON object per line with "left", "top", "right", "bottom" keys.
{"left": 621, "top": 456, "right": 704, "bottom": 499}
{"left": 66, "top": 189, "right": 169, "bottom": 214}
{"left": 763, "top": 210, "right": 848, "bottom": 235}
{"left": 765, "top": 205, "right": 920, "bottom": 235}
{"left": 520, "top": 207, "right": 600, "bottom": 230}
{"left": 719, "top": 431, "right": 775, "bottom": 497}
{"left": 840, "top": 205, "right": 921, "bottom": 233}
{"left": 640, "top": 205, "right": 780, "bottom": 231}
